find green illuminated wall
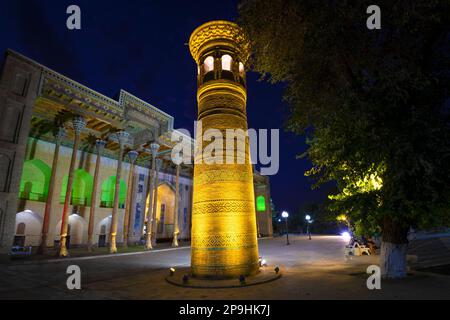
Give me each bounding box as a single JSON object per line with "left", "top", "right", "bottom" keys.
{"left": 101, "top": 176, "right": 127, "bottom": 208}
{"left": 19, "top": 159, "right": 51, "bottom": 202}
{"left": 60, "top": 169, "right": 94, "bottom": 206}
{"left": 256, "top": 195, "right": 266, "bottom": 212}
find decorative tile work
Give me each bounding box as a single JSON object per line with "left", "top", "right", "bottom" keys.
{"left": 194, "top": 169, "right": 251, "bottom": 185}
{"left": 189, "top": 20, "right": 250, "bottom": 64}
{"left": 192, "top": 199, "right": 254, "bottom": 216}
{"left": 191, "top": 232, "right": 257, "bottom": 249}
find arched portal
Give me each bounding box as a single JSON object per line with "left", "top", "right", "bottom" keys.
{"left": 19, "top": 159, "right": 51, "bottom": 202}
{"left": 60, "top": 169, "right": 94, "bottom": 206}
{"left": 55, "top": 214, "right": 86, "bottom": 247}
{"left": 14, "top": 210, "right": 43, "bottom": 246}
{"left": 256, "top": 195, "right": 266, "bottom": 212}
{"left": 100, "top": 176, "right": 127, "bottom": 208}
{"left": 146, "top": 182, "right": 176, "bottom": 238}
{"left": 96, "top": 215, "right": 112, "bottom": 247}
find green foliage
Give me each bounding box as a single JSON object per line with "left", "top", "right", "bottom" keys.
{"left": 353, "top": 219, "right": 381, "bottom": 237}
{"left": 239, "top": 0, "right": 450, "bottom": 236}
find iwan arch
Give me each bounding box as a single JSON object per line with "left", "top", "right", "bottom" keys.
{"left": 0, "top": 49, "right": 273, "bottom": 254}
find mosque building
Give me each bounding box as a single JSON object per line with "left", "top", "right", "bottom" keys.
{"left": 0, "top": 49, "right": 273, "bottom": 254}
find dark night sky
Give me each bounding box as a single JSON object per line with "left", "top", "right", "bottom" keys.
{"left": 0, "top": 0, "right": 331, "bottom": 216}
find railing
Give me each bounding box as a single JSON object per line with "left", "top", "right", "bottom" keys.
{"left": 100, "top": 201, "right": 125, "bottom": 209}
{"left": 19, "top": 192, "right": 46, "bottom": 202}
{"left": 100, "top": 201, "right": 114, "bottom": 208}
{"left": 58, "top": 197, "right": 90, "bottom": 207}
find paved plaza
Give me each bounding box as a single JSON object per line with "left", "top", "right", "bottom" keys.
{"left": 1, "top": 235, "right": 449, "bottom": 300}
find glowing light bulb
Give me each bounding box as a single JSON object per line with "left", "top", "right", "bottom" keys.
{"left": 341, "top": 232, "right": 351, "bottom": 242}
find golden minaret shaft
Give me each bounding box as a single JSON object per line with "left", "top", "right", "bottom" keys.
{"left": 189, "top": 21, "right": 259, "bottom": 278}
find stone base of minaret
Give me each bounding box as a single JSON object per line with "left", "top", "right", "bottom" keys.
{"left": 165, "top": 266, "right": 281, "bottom": 288}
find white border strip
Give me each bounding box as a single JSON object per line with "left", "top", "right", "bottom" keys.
{"left": 19, "top": 246, "right": 190, "bottom": 265}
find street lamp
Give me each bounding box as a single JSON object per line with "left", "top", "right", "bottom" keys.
{"left": 282, "top": 211, "right": 290, "bottom": 245}
{"left": 305, "top": 215, "right": 312, "bottom": 240}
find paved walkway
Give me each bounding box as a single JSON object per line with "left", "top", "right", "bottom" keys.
{"left": 0, "top": 235, "right": 449, "bottom": 299}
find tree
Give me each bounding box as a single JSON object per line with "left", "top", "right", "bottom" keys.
{"left": 239, "top": 0, "right": 450, "bottom": 278}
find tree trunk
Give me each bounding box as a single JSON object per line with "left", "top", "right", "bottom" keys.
{"left": 380, "top": 217, "right": 409, "bottom": 279}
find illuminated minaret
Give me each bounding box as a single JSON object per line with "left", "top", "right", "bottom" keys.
{"left": 189, "top": 20, "right": 259, "bottom": 278}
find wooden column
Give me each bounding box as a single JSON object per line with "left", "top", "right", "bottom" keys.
{"left": 172, "top": 164, "right": 180, "bottom": 247}
{"left": 145, "top": 143, "right": 160, "bottom": 250}
{"left": 109, "top": 131, "right": 129, "bottom": 254}
{"left": 123, "top": 150, "right": 139, "bottom": 248}
{"left": 87, "top": 139, "right": 106, "bottom": 252}
{"left": 59, "top": 116, "right": 86, "bottom": 257}
{"left": 151, "top": 158, "right": 162, "bottom": 247}
{"left": 37, "top": 126, "right": 65, "bottom": 255}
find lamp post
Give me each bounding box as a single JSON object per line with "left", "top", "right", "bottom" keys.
{"left": 281, "top": 211, "right": 290, "bottom": 245}
{"left": 305, "top": 215, "right": 312, "bottom": 240}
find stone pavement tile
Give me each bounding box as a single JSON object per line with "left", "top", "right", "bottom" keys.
{"left": 0, "top": 236, "right": 449, "bottom": 299}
